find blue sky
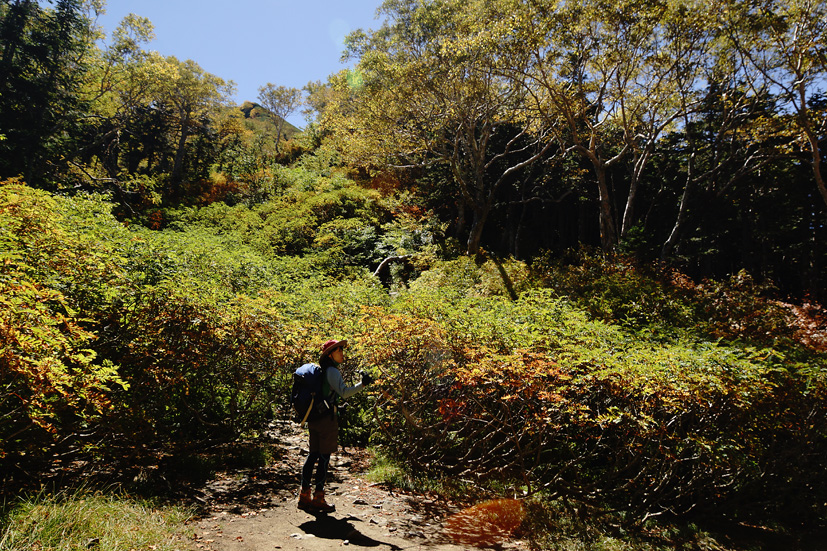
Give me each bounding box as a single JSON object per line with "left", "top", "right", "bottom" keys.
{"left": 94, "top": 0, "right": 386, "bottom": 127}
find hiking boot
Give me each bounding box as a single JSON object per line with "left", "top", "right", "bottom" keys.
{"left": 297, "top": 487, "right": 313, "bottom": 511}
{"left": 311, "top": 490, "right": 335, "bottom": 513}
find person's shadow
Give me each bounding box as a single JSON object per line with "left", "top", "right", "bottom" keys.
{"left": 299, "top": 513, "right": 402, "bottom": 550}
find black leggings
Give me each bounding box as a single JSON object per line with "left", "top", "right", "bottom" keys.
{"left": 301, "top": 452, "right": 330, "bottom": 492}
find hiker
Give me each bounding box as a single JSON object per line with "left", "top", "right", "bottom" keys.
{"left": 298, "top": 338, "right": 373, "bottom": 513}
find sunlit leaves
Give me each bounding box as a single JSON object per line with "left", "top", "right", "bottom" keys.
{"left": 256, "top": 83, "right": 302, "bottom": 152}
{"left": 330, "top": 0, "right": 553, "bottom": 254}
{"left": 0, "top": 181, "right": 127, "bottom": 455}
{"left": 721, "top": 0, "right": 827, "bottom": 206}
{"left": 356, "top": 256, "right": 827, "bottom": 519}
{"left": 2, "top": 167, "right": 825, "bottom": 524}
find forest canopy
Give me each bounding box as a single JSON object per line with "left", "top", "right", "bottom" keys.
{"left": 0, "top": 0, "right": 824, "bottom": 300}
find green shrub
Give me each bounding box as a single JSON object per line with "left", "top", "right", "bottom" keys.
{"left": 5, "top": 177, "right": 824, "bottom": 534}
{"left": 358, "top": 280, "right": 827, "bottom": 524}
{"left": 0, "top": 182, "right": 128, "bottom": 460}
{"left": 531, "top": 250, "right": 695, "bottom": 329}
{"left": 409, "top": 255, "right": 535, "bottom": 299}
{"left": 531, "top": 250, "right": 799, "bottom": 348}
{"left": 166, "top": 177, "right": 386, "bottom": 269}
{"left": 100, "top": 282, "right": 308, "bottom": 444}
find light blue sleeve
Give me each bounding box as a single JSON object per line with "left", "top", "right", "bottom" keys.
{"left": 326, "top": 366, "right": 364, "bottom": 399}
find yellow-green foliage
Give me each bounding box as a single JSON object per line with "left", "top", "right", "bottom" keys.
{"left": 0, "top": 178, "right": 394, "bottom": 461}
{"left": 353, "top": 261, "right": 827, "bottom": 523}
{"left": 2, "top": 177, "right": 825, "bottom": 529}
{"left": 167, "top": 173, "right": 386, "bottom": 269}
{"left": 409, "top": 256, "right": 534, "bottom": 298}
{"left": 0, "top": 492, "right": 191, "bottom": 551}
{"left": 531, "top": 250, "right": 798, "bottom": 344}
{"left": 0, "top": 181, "right": 127, "bottom": 455}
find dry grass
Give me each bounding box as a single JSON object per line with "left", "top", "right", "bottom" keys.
{"left": 0, "top": 491, "right": 192, "bottom": 551}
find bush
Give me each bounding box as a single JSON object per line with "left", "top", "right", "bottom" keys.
{"left": 0, "top": 182, "right": 127, "bottom": 461}
{"left": 532, "top": 250, "right": 799, "bottom": 347}
{"left": 100, "top": 285, "right": 307, "bottom": 444}
{"left": 692, "top": 270, "right": 796, "bottom": 344}
{"left": 357, "top": 281, "right": 827, "bottom": 524}
{"left": 166, "top": 178, "right": 386, "bottom": 271}
{"left": 531, "top": 249, "right": 695, "bottom": 329}
{"left": 5, "top": 178, "right": 824, "bottom": 534}
{"left": 410, "top": 255, "right": 535, "bottom": 299}
{"left": 1, "top": 182, "right": 380, "bottom": 467}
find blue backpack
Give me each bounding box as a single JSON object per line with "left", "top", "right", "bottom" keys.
{"left": 291, "top": 363, "right": 333, "bottom": 427}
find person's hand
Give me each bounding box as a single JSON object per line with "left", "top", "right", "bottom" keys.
{"left": 360, "top": 371, "right": 374, "bottom": 386}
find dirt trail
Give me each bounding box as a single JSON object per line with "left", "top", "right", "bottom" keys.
{"left": 184, "top": 422, "right": 526, "bottom": 551}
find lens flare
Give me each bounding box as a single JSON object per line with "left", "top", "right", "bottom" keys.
{"left": 442, "top": 498, "right": 525, "bottom": 547}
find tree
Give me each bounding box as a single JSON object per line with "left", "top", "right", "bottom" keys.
{"left": 74, "top": 13, "right": 172, "bottom": 186}
{"left": 616, "top": 0, "right": 718, "bottom": 242}
{"left": 303, "top": 79, "right": 337, "bottom": 122}
{"left": 495, "top": 0, "right": 641, "bottom": 252}
{"left": 660, "top": 0, "right": 811, "bottom": 260}
{"left": 332, "top": 0, "right": 553, "bottom": 255}
{"left": 497, "top": 0, "right": 714, "bottom": 252}
{"left": 660, "top": 82, "right": 781, "bottom": 260}
{"left": 256, "top": 83, "right": 302, "bottom": 153}
{"left": 0, "top": 0, "right": 94, "bottom": 186}
{"left": 723, "top": 0, "right": 827, "bottom": 208}
{"left": 159, "top": 57, "right": 234, "bottom": 198}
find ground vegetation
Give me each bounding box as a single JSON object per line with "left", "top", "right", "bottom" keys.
{"left": 1, "top": 1, "right": 826, "bottom": 549}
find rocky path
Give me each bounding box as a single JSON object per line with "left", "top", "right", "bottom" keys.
{"left": 182, "top": 422, "right": 527, "bottom": 551}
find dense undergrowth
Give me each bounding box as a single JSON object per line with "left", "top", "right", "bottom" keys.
{"left": 355, "top": 259, "right": 826, "bottom": 524}
{"left": 2, "top": 176, "right": 825, "bottom": 549}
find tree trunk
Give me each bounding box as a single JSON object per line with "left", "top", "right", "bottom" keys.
{"left": 789, "top": 80, "right": 827, "bottom": 209}
{"left": 466, "top": 204, "right": 492, "bottom": 256}
{"left": 170, "top": 114, "right": 190, "bottom": 197}
{"left": 275, "top": 118, "right": 284, "bottom": 154}
{"left": 662, "top": 172, "right": 693, "bottom": 260}
{"left": 815, "top": 162, "right": 827, "bottom": 209}
{"left": 621, "top": 146, "right": 653, "bottom": 241}
{"left": 595, "top": 164, "right": 618, "bottom": 252}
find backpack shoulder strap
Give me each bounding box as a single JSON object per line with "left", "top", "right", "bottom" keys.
{"left": 321, "top": 364, "right": 331, "bottom": 398}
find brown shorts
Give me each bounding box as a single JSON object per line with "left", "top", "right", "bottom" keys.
{"left": 307, "top": 413, "right": 338, "bottom": 455}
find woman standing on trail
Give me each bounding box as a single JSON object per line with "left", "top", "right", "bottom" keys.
{"left": 298, "top": 339, "right": 373, "bottom": 513}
